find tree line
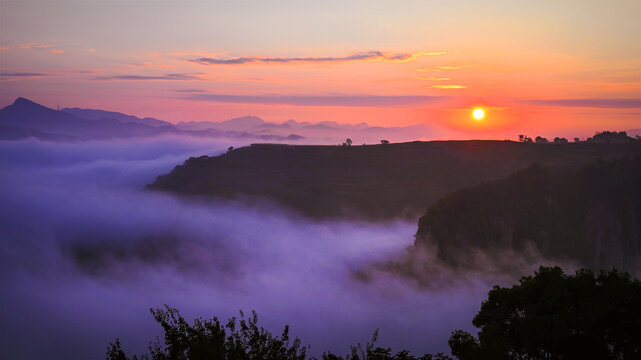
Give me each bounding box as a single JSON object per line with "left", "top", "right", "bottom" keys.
{"left": 519, "top": 130, "right": 640, "bottom": 144}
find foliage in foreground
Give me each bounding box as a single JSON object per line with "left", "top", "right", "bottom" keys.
{"left": 108, "top": 267, "right": 641, "bottom": 360}
{"left": 449, "top": 267, "right": 641, "bottom": 360}
{"left": 106, "top": 307, "right": 451, "bottom": 360}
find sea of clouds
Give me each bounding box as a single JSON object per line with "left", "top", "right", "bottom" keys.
{"left": 1, "top": 136, "right": 492, "bottom": 359}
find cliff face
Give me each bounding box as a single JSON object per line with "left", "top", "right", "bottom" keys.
{"left": 148, "top": 141, "right": 641, "bottom": 221}
{"left": 414, "top": 157, "right": 641, "bottom": 272}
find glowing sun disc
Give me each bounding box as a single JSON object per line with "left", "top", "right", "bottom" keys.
{"left": 473, "top": 108, "right": 485, "bottom": 120}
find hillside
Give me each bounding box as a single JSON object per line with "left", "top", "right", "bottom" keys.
{"left": 409, "top": 157, "right": 641, "bottom": 273}
{"left": 147, "top": 140, "right": 641, "bottom": 220}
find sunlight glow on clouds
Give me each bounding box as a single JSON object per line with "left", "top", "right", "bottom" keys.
{"left": 95, "top": 73, "right": 204, "bottom": 81}
{"left": 0, "top": 0, "right": 639, "bottom": 136}
{"left": 429, "top": 85, "right": 467, "bottom": 89}
{"left": 181, "top": 93, "right": 449, "bottom": 107}
{"left": 17, "top": 42, "right": 55, "bottom": 49}
{"left": 189, "top": 50, "right": 446, "bottom": 65}
{"left": 413, "top": 77, "right": 451, "bottom": 81}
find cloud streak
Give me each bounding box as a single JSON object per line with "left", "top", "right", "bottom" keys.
{"left": 0, "top": 72, "right": 48, "bottom": 79}
{"left": 174, "top": 89, "right": 208, "bottom": 93}
{"left": 181, "top": 93, "right": 448, "bottom": 107}
{"left": 96, "top": 73, "right": 203, "bottom": 81}
{"left": 17, "top": 42, "right": 55, "bottom": 49}
{"left": 415, "top": 65, "right": 474, "bottom": 72}
{"left": 525, "top": 98, "right": 641, "bottom": 109}
{"left": 429, "top": 85, "right": 467, "bottom": 89}
{"left": 190, "top": 50, "right": 445, "bottom": 65}
{"left": 413, "top": 77, "right": 451, "bottom": 81}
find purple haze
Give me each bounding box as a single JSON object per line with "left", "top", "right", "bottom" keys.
{"left": 0, "top": 136, "right": 490, "bottom": 359}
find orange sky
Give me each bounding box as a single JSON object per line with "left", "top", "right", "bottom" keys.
{"left": 1, "top": 0, "right": 639, "bottom": 139}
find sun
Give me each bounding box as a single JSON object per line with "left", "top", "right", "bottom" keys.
{"left": 473, "top": 108, "right": 485, "bottom": 120}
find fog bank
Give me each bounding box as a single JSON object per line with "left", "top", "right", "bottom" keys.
{"left": 1, "top": 137, "right": 494, "bottom": 359}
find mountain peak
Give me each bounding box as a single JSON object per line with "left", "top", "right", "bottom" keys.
{"left": 13, "top": 97, "right": 37, "bottom": 106}
{"left": 221, "top": 115, "right": 265, "bottom": 127}
{"left": 10, "top": 97, "right": 52, "bottom": 111}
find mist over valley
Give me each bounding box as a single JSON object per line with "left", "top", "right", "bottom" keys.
{"left": 0, "top": 100, "right": 639, "bottom": 359}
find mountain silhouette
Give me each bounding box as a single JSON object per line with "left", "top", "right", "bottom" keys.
{"left": 1, "top": 97, "right": 89, "bottom": 132}
{"left": 177, "top": 116, "right": 266, "bottom": 132}
{"left": 0, "top": 97, "right": 177, "bottom": 140}
{"left": 61, "top": 107, "right": 173, "bottom": 127}
{"left": 0, "top": 97, "right": 305, "bottom": 142}
{"left": 177, "top": 115, "right": 431, "bottom": 143}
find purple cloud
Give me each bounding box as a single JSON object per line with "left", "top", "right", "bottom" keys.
{"left": 0, "top": 72, "right": 48, "bottom": 79}
{"left": 174, "top": 89, "right": 208, "bottom": 93}
{"left": 525, "top": 98, "right": 641, "bottom": 109}
{"left": 96, "top": 73, "right": 202, "bottom": 81}
{"left": 190, "top": 50, "right": 444, "bottom": 65}
{"left": 181, "top": 93, "right": 448, "bottom": 107}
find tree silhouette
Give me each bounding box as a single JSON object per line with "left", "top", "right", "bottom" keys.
{"left": 380, "top": 140, "right": 389, "bottom": 145}
{"left": 107, "top": 307, "right": 451, "bottom": 360}
{"left": 448, "top": 266, "right": 641, "bottom": 360}
{"left": 346, "top": 138, "right": 353, "bottom": 146}
{"left": 107, "top": 306, "right": 307, "bottom": 360}
{"left": 321, "top": 329, "right": 452, "bottom": 360}
{"left": 106, "top": 266, "right": 640, "bottom": 360}
{"left": 587, "top": 131, "right": 634, "bottom": 143}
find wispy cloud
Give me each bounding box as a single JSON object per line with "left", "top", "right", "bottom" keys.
{"left": 130, "top": 62, "right": 155, "bottom": 67}
{"left": 525, "top": 98, "right": 641, "bottom": 109}
{"left": 180, "top": 93, "right": 448, "bottom": 107}
{"left": 96, "top": 73, "right": 203, "bottom": 81}
{"left": 4, "top": 42, "right": 63, "bottom": 52}
{"left": 415, "top": 65, "right": 474, "bottom": 72}
{"left": 0, "top": 72, "right": 48, "bottom": 80}
{"left": 190, "top": 50, "right": 445, "bottom": 65}
{"left": 17, "top": 42, "right": 55, "bottom": 49}
{"left": 174, "top": 89, "right": 208, "bottom": 93}
{"left": 413, "top": 77, "right": 451, "bottom": 81}
{"left": 429, "top": 85, "right": 467, "bottom": 89}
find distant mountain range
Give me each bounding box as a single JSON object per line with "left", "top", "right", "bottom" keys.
{"left": 0, "top": 97, "right": 432, "bottom": 143}
{"left": 176, "top": 116, "right": 429, "bottom": 144}
{"left": 61, "top": 107, "right": 174, "bottom": 128}
{"left": 0, "top": 98, "right": 303, "bottom": 142}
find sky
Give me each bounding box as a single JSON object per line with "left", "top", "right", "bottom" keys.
{"left": 1, "top": 0, "right": 640, "bottom": 139}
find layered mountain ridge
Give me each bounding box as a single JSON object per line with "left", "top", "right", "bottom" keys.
{"left": 0, "top": 97, "right": 303, "bottom": 142}
{"left": 0, "top": 97, "right": 430, "bottom": 143}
